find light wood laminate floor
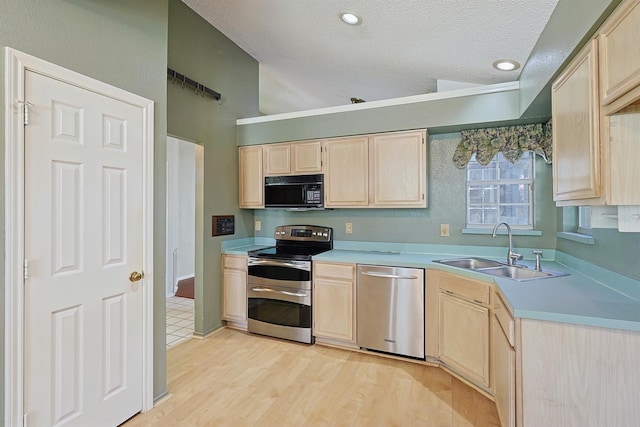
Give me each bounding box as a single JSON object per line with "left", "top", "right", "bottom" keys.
{"left": 123, "top": 328, "right": 500, "bottom": 426}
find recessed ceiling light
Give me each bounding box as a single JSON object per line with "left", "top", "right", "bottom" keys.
{"left": 493, "top": 59, "right": 520, "bottom": 71}
{"left": 340, "top": 12, "right": 361, "bottom": 25}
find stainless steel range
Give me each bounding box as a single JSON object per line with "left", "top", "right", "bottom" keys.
{"left": 247, "top": 225, "right": 333, "bottom": 344}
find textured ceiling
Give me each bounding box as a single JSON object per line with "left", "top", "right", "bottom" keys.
{"left": 182, "top": 0, "right": 560, "bottom": 115}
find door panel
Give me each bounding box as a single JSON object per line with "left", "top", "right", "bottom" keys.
{"left": 51, "top": 305, "right": 83, "bottom": 425}
{"left": 24, "top": 70, "right": 144, "bottom": 426}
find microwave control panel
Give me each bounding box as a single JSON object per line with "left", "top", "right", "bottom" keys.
{"left": 306, "top": 185, "right": 322, "bottom": 204}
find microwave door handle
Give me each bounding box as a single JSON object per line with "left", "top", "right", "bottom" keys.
{"left": 250, "top": 287, "right": 308, "bottom": 297}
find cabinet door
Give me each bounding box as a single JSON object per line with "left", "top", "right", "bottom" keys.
{"left": 313, "top": 262, "right": 356, "bottom": 342}
{"left": 239, "top": 146, "right": 264, "bottom": 208}
{"left": 493, "top": 316, "right": 515, "bottom": 427}
{"left": 370, "top": 130, "right": 427, "bottom": 207}
{"left": 607, "top": 102, "right": 640, "bottom": 205}
{"left": 264, "top": 143, "right": 292, "bottom": 175}
{"left": 313, "top": 277, "right": 355, "bottom": 342}
{"left": 222, "top": 266, "right": 247, "bottom": 323}
{"left": 552, "top": 39, "right": 602, "bottom": 204}
{"left": 324, "top": 136, "right": 369, "bottom": 207}
{"left": 438, "top": 292, "right": 490, "bottom": 388}
{"left": 293, "top": 140, "right": 323, "bottom": 174}
{"left": 599, "top": 0, "right": 640, "bottom": 106}
{"left": 222, "top": 255, "right": 247, "bottom": 323}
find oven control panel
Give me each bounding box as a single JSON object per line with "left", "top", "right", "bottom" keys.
{"left": 274, "top": 225, "right": 332, "bottom": 242}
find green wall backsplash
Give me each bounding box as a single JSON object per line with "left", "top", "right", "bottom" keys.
{"left": 557, "top": 228, "right": 640, "bottom": 281}
{"left": 255, "top": 133, "right": 558, "bottom": 252}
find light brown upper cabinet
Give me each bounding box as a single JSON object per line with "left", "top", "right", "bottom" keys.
{"left": 324, "top": 130, "right": 427, "bottom": 208}
{"left": 324, "top": 136, "right": 370, "bottom": 207}
{"left": 599, "top": 0, "right": 640, "bottom": 111}
{"left": 239, "top": 145, "right": 264, "bottom": 208}
{"left": 552, "top": 39, "right": 602, "bottom": 205}
{"left": 552, "top": 0, "right": 640, "bottom": 207}
{"left": 263, "top": 140, "right": 323, "bottom": 176}
{"left": 370, "top": 130, "right": 427, "bottom": 207}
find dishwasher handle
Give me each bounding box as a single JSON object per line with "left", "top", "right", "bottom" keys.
{"left": 361, "top": 271, "right": 418, "bottom": 280}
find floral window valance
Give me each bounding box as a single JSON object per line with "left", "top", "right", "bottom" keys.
{"left": 452, "top": 120, "right": 552, "bottom": 168}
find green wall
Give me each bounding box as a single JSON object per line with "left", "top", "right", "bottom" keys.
{"left": 557, "top": 226, "right": 640, "bottom": 280}
{"left": 167, "top": 0, "right": 259, "bottom": 336}
{"left": 1, "top": 0, "right": 169, "bottom": 407}
{"left": 255, "top": 133, "right": 558, "bottom": 253}
{"left": 238, "top": 88, "right": 522, "bottom": 145}
{"left": 519, "top": 0, "right": 622, "bottom": 119}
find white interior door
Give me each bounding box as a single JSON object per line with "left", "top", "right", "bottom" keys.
{"left": 23, "top": 69, "right": 145, "bottom": 426}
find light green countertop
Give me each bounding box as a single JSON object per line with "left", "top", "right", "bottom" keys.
{"left": 222, "top": 238, "right": 640, "bottom": 333}
{"left": 314, "top": 249, "right": 640, "bottom": 332}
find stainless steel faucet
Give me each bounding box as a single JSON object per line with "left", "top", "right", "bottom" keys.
{"left": 492, "top": 222, "right": 523, "bottom": 266}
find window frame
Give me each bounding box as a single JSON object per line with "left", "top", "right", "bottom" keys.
{"left": 577, "top": 206, "right": 592, "bottom": 235}
{"left": 465, "top": 152, "right": 535, "bottom": 230}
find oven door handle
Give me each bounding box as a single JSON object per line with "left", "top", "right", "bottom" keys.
{"left": 250, "top": 287, "right": 308, "bottom": 297}
{"left": 248, "top": 259, "right": 308, "bottom": 270}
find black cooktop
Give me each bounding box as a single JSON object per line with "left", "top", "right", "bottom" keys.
{"left": 248, "top": 245, "right": 331, "bottom": 261}
{"left": 249, "top": 225, "right": 333, "bottom": 261}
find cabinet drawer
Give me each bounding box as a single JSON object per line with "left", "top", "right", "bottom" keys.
{"left": 438, "top": 271, "right": 490, "bottom": 305}
{"left": 494, "top": 292, "right": 515, "bottom": 347}
{"left": 223, "top": 255, "right": 247, "bottom": 271}
{"left": 314, "top": 262, "right": 355, "bottom": 280}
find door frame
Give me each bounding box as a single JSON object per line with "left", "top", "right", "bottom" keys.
{"left": 4, "top": 48, "right": 155, "bottom": 426}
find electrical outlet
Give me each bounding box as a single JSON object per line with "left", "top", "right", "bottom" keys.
{"left": 345, "top": 222, "right": 353, "bottom": 234}
{"left": 440, "top": 223, "right": 450, "bottom": 237}
{"left": 255, "top": 220, "right": 261, "bottom": 231}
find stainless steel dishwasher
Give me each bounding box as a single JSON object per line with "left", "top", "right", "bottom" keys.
{"left": 356, "top": 265, "right": 425, "bottom": 359}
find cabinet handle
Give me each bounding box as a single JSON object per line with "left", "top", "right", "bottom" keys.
{"left": 445, "top": 290, "right": 455, "bottom": 295}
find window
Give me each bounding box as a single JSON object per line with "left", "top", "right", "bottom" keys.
{"left": 466, "top": 152, "right": 534, "bottom": 229}
{"left": 578, "top": 206, "right": 592, "bottom": 235}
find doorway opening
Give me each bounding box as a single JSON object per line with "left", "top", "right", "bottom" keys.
{"left": 165, "top": 136, "right": 203, "bottom": 348}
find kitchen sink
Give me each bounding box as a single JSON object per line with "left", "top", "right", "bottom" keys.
{"left": 434, "top": 257, "right": 505, "bottom": 269}
{"left": 434, "top": 257, "right": 570, "bottom": 282}
{"left": 479, "top": 265, "right": 569, "bottom": 281}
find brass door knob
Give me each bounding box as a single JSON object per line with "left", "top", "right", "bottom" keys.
{"left": 129, "top": 271, "right": 144, "bottom": 282}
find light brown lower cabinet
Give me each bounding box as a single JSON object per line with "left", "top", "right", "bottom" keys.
{"left": 312, "top": 262, "right": 356, "bottom": 343}
{"left": 519, "top": 319, "right": 640, "bottom": 426}
{"left": 222, "top": 254, "right": 247, "bottom": 327}
{"left": 307, "top": 265, "right": 640, "bottom": 427}
{"left": 438, "top": 291, "right": 490, "bottom": 389}
{"left": 493, "top": 293, "right": 515, "bottom": 427}
{"left": 434, "top": 270, "right": 491, "bottom": 390}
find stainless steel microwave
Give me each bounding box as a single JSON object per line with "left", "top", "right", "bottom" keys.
{"left": 264, "top": 174, "right": 323, "bottom": 209}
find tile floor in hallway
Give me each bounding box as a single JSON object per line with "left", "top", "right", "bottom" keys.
{"left": 166, "top": 295, "right": 194, "bottom": 349}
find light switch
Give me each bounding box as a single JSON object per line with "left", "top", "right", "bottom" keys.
{"left": 440, "top": 224, "right": 450, "bottom": 237}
